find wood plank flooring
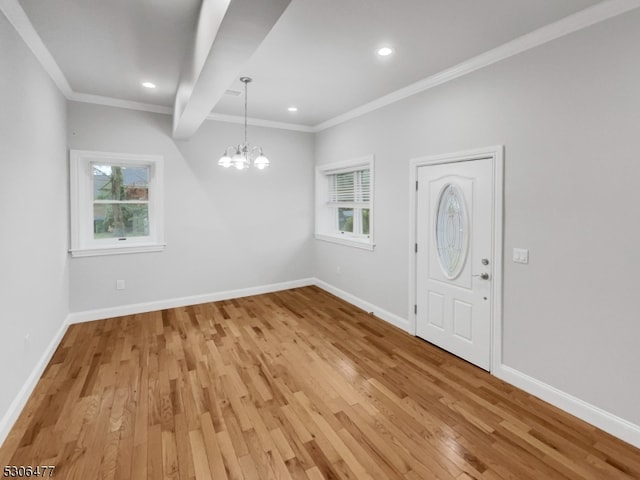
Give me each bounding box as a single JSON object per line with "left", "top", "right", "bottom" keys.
{"left": 1, "top": 286, "right": 639, "bottom": 479}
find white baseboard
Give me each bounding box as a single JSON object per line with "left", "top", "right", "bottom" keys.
{"left": 0, "top": 278, "right": 314, "bottom": 446}
{"left": 314, "top": 279, "right": 411, "bottom": 332}
{"left": 315, "top": 279, "right": 640, "bottom": 449}
{"left": 0, "top": 315, "right": 70, "bottom": 447}
{"left": 3, "top": 279, "right": 639, "bottom": 452}
{"left": 67, "top": 278, "right": 315, "bottom": 324}
{"left": 494, "top": 364, "right": 640, "bottom": 448}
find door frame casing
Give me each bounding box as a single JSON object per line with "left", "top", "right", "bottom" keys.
{"left": 409, "top": 146, "right": 504, "bottom": 373}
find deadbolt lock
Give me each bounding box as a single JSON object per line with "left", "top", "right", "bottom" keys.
{"left": 481, "top": 258, "right": 489, "bottom": 265}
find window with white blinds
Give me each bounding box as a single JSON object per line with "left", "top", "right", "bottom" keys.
{"left": 315, "top": 156, "right": 374, "bottom": 250}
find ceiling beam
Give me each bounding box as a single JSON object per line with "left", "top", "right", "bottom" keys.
{"left": 172, "top": 0, "right": 291, "bottom": 139}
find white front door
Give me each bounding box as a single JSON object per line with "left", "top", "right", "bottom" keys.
{"left": 416, "top": 158, "right": 494, "bottom": 370}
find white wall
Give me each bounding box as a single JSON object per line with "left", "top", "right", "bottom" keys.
{"left": 0, "top": 13, "right": 69, "bottom": 427}
{"left": 3, "top": 0, "right": 639, "bottom": 449}
{"left": 314, "top": 10, "right": 640, "bottom": 428}
{"left": 67, "top": 102, "right": 315, "bottom": 313}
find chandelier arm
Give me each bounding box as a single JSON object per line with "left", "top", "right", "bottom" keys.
{"left": 249, "top": 145, "right": 262, "bottom": 160}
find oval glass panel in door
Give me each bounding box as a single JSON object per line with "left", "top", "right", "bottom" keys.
{"left": 435, "top": 183, "right": 469, "bottom": 279}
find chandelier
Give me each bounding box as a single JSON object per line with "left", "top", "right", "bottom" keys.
{"left": 217, "top": 77, "right": 270, "bottom": 170}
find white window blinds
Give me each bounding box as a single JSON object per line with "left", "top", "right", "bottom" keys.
{"left": 327, "top": 168, "right": 371, "bottom": 207}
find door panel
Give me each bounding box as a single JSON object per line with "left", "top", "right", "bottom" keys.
{"left": 416, "top": 158, "right": 493, "bottom": 370}
{"left": 428, "top": 292, "right": 444, "bottom": 328}
{"left": 453, "top": 300, "right": 473, "bottom": 341}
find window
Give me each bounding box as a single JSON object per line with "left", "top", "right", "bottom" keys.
{"left": 69, "top": 150, "right": 165, "bottom": 257}
{"left": 315, "top": 155, "right": 374, "bottom": 250}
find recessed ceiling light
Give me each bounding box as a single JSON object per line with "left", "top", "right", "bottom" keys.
{"left": 288, "top": 107, "right": 298, "bottom": 112}
{"left": 377, "top": 47, "right": 394, "bottom": 57}
{"left": 141, "top": 81, "right": 156, "bottom": 89}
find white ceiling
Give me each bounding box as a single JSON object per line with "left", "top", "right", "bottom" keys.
{"left": 17, "top": 0, "right": 605, "bottom": 128}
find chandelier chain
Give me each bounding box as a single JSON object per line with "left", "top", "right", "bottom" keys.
{"left": 243, "top": 78, "right": 248, "bottom": 148}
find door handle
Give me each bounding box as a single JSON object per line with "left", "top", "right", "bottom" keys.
{"left": 473, "top": 272, "right": 490, "bottom": 280}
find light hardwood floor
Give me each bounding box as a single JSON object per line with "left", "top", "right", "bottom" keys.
{"left": 1, "top": 286, "right": 639, "bottom": 479}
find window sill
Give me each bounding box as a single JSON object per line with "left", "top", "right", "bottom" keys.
{"left": 69, "top": 243, "right": 166, "bottom": 258}
{"left": 314, "top": 233, "right": 375, "bottom": 251}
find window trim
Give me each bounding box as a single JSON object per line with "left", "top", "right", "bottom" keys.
{"left": 69, "top": 150, "right": 165, "bottom": 257}
{"left": 315, "top": 155, "right": 375, "bottom": 251}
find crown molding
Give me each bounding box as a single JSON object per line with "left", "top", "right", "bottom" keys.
{"left": 0, "top": 0, "right": 72, "bottom": 96}
{"left": 0, "top": 0, "right": 313, "bottom": 133}
{"left": 4, "top": 0, "right": 639, "bottom": 135}
{"left": 68, "top": 92, "right": 174, "bottom": 115}
{"left": 206, "top": 112, "right": 315, "bottom": 133}
{"left": 313, "top": 0, "right": 640, "bottom": 132}
{"left": 67, "top": 92, "right": 313, "bottom": 133}
{"left": 68, "top": 94, "right": 316, "bottom": 132}
{"left": 68, "top": 95, "right": 315, "bottom": 133}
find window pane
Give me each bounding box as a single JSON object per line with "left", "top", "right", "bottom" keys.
{"left": 93, "top": 164, "right": 149, "bottom": 201}
{"left": 361, "top": 208, "right": 370, "bottom": 235}
{"left": 94, "top": 204, "right": 149, "bottom": 238}
{"left": 435, "top": 183, "right": 468, "bottom": 278}
{"left": 338, "top": 208, "right": 354, "bottom": 232}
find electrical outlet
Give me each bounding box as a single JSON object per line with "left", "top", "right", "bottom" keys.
{"left": 116, "top": 279, "right": 125, "bottom": 290}
{"left": 336, "top": 266, "right": 342, "bottom": 275}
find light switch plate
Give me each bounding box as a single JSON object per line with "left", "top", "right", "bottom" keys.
{"left": 513, "top": 248, "right": 529, "bottom": 264}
